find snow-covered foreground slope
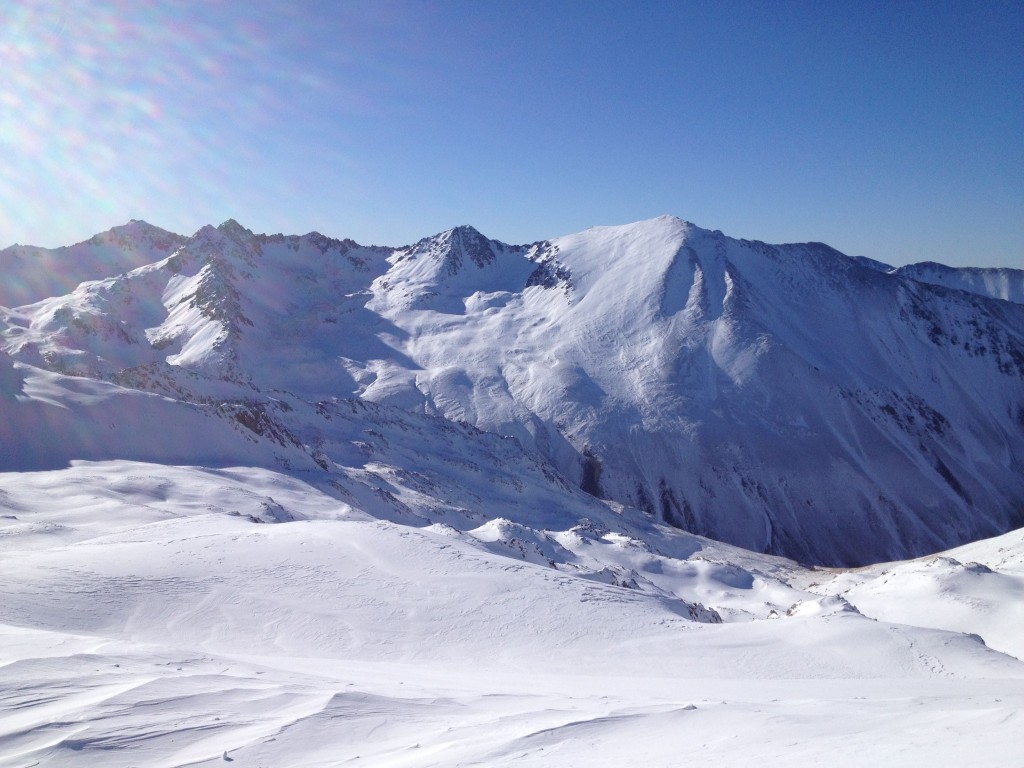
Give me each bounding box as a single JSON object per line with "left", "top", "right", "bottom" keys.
{"left": 1, "top": 462, "right": 1022, "bottom": 768}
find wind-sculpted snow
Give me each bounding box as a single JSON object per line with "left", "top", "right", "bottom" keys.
{"left": 2, "top": 215, "right": 1023, "bottom": 566}
{"left": 0, "top": 463, "right": 1022, "bottom": 766}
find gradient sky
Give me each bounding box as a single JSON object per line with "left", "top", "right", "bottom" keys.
{"left": 1, "top": 0, "right": 1021, "bottom": 267}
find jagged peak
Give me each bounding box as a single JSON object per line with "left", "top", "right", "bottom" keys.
{"left": 120, "top": 218, "right": 159, "bottom": 231}
{"left": 411, "top": 224, "right": 491, "bottom": 250}
{"left": 188, "top": 220, "right": 256, "bottom": 249}
{"left": 298, "top": 230, "right": 363, "bottom": 251}
{"left": 398, "top": 225, "right": 502, "bottom": 274}
{"left": 417, "top": 224, "right": 500, "bottom": 245}
{"left": 172, "top": 222, "right": 262, "bottom": 273}
{"left": 192, "top": 223, "right": 218, "bottom": 238}
{"left": 450, "top": 224, "right": 485, "bottom": 237}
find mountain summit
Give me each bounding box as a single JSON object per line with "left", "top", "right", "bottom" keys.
{"left": 0, "top": 221, "right": 186, "bottom": 307}
{"left": 2, "top": 216, "right": 1022, "bottom": 565}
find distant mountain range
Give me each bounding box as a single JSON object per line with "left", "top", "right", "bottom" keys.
{"left": 2, "top": 216, "right": 1022, "bottom": 565}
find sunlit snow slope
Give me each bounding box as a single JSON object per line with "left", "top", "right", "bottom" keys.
{"left": 893, "top": 261, "right": 1024, "bottom": 304}
{"left": 0, "top": 463, "right": 1022, "bottom": 767}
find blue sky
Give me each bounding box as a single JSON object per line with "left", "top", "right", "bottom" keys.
{"left": 2, "top": 0, "right": 1021, "bottom": 267}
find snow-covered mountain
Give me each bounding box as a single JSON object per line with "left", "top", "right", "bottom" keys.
{"left": 0, "top": 220, "right": 186, "bottom": 308}
{"left": 892, "top": 261, "right": 1024, "bottom": 304}
{"left": 2, "top": 215, "right": 1024, "bottom": 765}
{"left": 2, "top": 216, "right": 1022, "bottom": 565}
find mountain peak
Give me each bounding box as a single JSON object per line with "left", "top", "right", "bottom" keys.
{"left": 217, "top": 219, "right": 255, "bottom": 238}
{"left": 654, "top": 213, "right": 690, "bottom": 226}
{"left": 85, "top": 220, "right": 186, "bottom": 248}
{"left": 400, "top": 225, "right": 500, "bottom": 274}
{"left": 0, "top": 221, "right": 187, "bottom": 306}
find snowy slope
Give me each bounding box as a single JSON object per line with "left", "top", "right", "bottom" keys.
{"left": 2, "top": 216, "right": 1022, "bottom": 565}
{"left": 384, "top": 218, "right": 1023, "bottom": 564}
{"left": 820, "top": 527, "right": 1024, "bottom": 659}
{"left": 0, "top": 462, "right": 1022, "bottom": 767}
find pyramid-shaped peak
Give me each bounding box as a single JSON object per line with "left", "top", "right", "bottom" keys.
{"left": 217, "top": 219, "right": 255, "bottom": 238}
{"left": 437, "top": 225, "right": 499, "bottom": 271}
{"left": 417, "top": 224, "right": 490, "bottom": 247}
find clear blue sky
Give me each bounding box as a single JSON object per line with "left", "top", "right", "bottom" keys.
{"left": 2, "top": 0, "right": 1022, "bottom": 267}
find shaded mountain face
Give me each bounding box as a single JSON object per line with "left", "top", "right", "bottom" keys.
{"left": 0, "top": 220, "right": 186, "bottom": 308}
{"left": 891, "top": 262, "right": 1024, "bottom": 304}
{"left": 2, "top": 216, "right": 1022, "bottom": 565}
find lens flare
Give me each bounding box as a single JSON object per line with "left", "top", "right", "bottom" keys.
{"left": 0, "top": 0, "right": 345, "bottom": 247}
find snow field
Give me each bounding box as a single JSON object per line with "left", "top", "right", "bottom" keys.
{"left": 1, "top": 463, "right": 1022, "bottom": 766}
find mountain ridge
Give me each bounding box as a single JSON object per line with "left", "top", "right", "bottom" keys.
{"left": 2, "top": 215, "right": 1022, "bottom": 565}
{"left": 0, "top": 220, "right": 187, "bottom": 308}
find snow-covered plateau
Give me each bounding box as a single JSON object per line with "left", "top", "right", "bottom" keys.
{"left": 1, "top": 216, "right": 1022, "bottom": 766}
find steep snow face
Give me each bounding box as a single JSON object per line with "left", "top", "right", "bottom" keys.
{"left": 3, "top": 216, "right": 1023, "bottom": 565}
{"left": 0, "top": 220, "right": 186, "bottom": 308}
{"left": 893, "top": 262, "right": 1024, "bottom": 304}
{"left": 362, "top": 216, "right": 1024, "bottom": 565}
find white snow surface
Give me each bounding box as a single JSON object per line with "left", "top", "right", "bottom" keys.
{"left": 0, "top": 461, "right": 1022, "bottom": 767}
{"left": 1, "top": 216, "right": 1023, "bottom": 765}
